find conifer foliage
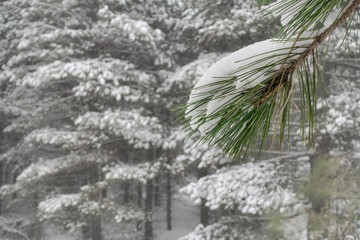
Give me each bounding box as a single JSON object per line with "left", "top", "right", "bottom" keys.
{"left": 0, "top": 0, "right": 181, "bottom": 239}
{"left": 185, "top": 0, "right": 360, "bottom": 158}
{"left": 0, "top": 0, "right": 276, "bottom": 239}
{"left": 0, "top": 0, "right": 359, "bottom": 240}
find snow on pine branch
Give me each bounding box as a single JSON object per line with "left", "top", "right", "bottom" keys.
{"left": 97, "top": 5, "right": 164, "bottom": 45}
{"left": 38, "top": 194, "right": 82, "bottom": 220}
{"left": 13, "top": 154, "right": 105, "bottom": 190}
{"left": 162, "top": 53, "right": 223, "bottom": 92}
{"left": 180, "top": 0, "right": 275, "bottom": 51}
{"left": 184, "top": 0, "right": 359, "bottom": 157}
{"left": 105, "top": 162, "right": 162, "bottom": 184}
{"left": 38, "top": 194, "right": 101, "bottom": 230}
{"left": 24, "top": 128, "right": 106, "bottom": 149}
{"left": 94, "top": 6, "right": 171, "bottom": 66}
{"left": 75, "top": 109, "right": 163, "bottom": 148}
{"left": 17, "top": 58, "right": 153, "bottom": 90}
{"left": 162, "top": 128, "right": 233, "bottom": 174}
{"left": 178, "top": 223, "right": 239, "bottom": 240}
{"left": 37, "top": 182, "right": 145, "bottom": 226}
{"left": 82, "top": 186, "right": 145, "bottom": 223}
{"left": 16, "top": 28, "right": 93, "bottom": 52}
{"left": 110, "top": 205, "right": 145, "bottom": 224}
{"left": 173, "top": 135, "right": 232, "bottom": 173}
{"left": 318, "top": 91, "right": 360, "bottom": 135}
{"left": 74, "top": 81, "right": 145, "bottom": 103}
{"left": 317, "top": 89, "right": 360, "bottom": 155}
{"left": 38, "top": 193, "right": 144, "bottom": 225}
{"left": 162, "top": 127, "right": 187, "bottom": 150}
{"left": 181, "top": 161, "right": 300, "bottom": 215}
{"left": 186, "top": 37, "right": 312, "bottom": 134}
{"left": 14, "top": 57, "right": 155, "bottom": 103}
{"left": 6, "top": 48, "right": 82, "bottom": 69}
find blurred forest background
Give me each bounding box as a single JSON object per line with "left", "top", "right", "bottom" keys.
{"left": 0, "top": 0, "right": 359, "bottom": 239}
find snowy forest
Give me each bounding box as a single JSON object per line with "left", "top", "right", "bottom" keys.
{"left": 0, "top": 0, "right": 359, "bottom": 240}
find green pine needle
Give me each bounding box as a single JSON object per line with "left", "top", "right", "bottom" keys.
{"left": 181, "top": 0, "right": 360, "bottom": 159}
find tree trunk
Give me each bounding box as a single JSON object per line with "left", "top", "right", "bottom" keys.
{"left": 33, "top": 192, "right": 42, "bottom": 240}
{"left": 144, "top": 179, "right": 154, "bottom": 240}
{"left": 200, "top": 199, "right": 209, "bottom": 226}
{"left": 91, "top": 165, "right": 102, "bottom": 240}
{"left": 90, "top": 214, "right": 102, "bottom": 240}
{"left": 197, "top": 167, "right": 209, "bottom": 226}
{"left": 310, "top": 130, "right": 331, "bottom": 213}
{"left": 12, "top": 168, "right": 20, "bottom": 200}
{"left": 137, "top": 184, "right": 143, "bottom": 208}
{"left": 309, "top": 154, "right": 330, "bottom": 214}
{"left": 136, "top": 183, "right": 143, "bottom": 231}
{"left": 123, "top": 182, "right": 130, "bottom": 204}
{"left": 0, "top": 162, "right": 3, "bottom": 215}
{"left": 166, "top": 167, "right": 172, "bottom": 230}
{"left": 82, "top": 224, "right": 91, "bottom": 240}
{"left": 82, "top": 164, "right": 103, "bottom": 240}
{"left": 154, "top": 176, "right": 161, "bottom": 207}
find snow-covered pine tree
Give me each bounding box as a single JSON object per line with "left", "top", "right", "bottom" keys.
{"left": 0, "top": 0, "right": 183, "bottom": 239}
{"left": 3, "top": 0, "right": 358, "bottom": 239}
{"left": 1, "top": 0, "right": 275, "bottom": 239}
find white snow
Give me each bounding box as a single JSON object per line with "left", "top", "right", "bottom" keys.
{"left": 105, "top": 162, "right": 162, "bottom": 183}
{"left": 187, "top": 38, "right": 312, "bottom": 134}
{"left": 278, "top": 0, "right": 307, "bottom": 26}
{"left": 38, "top": 194, "right": 81, "bottom": 217}
{"left": 200, "top": 93, "right": 235, "bottom": 134}
{"left": 180, "top": 162, "right": 299, "bottom": 215}
{"left": 75, "top": 109, "right": 163, "bottom": 148}
{"left": 155, "top": 194, "right": 198, "bottom": 240}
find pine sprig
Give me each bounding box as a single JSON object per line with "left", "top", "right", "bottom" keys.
{"left": 183, "top": 0, "right": 360, "bottom": 159}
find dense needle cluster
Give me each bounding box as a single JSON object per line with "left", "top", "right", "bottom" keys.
{"left": 185, "top": 0, "right": 360, "bottom": 158}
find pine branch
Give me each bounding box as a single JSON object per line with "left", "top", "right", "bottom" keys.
{"left": 184, "top": 0, "right": 360, "bottom": 159}
{"left": 259, "top": 0, "right": 360, "bottom": 104}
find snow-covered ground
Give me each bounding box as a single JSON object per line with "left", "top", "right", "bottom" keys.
{"left": 154, "top": 194, "right": 198, "bottom": 240}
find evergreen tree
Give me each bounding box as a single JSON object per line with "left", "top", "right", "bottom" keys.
{"left": 0, "top": 0, "right": 276, "bottom": 239}
{"left": 0, "top": 0, "right": 179, "bottom": 238}
{"left": 2, "top": 0, "right": 358, "bottom": 239}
